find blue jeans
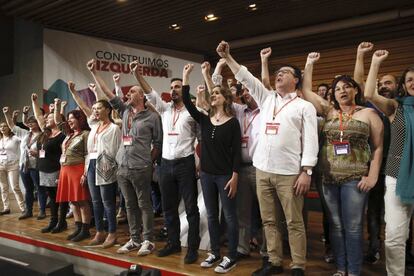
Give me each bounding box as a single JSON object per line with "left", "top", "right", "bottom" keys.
{"left": 87, "top": 159, "right": 117, "bottom": 233}
{"left": 322, "top": 180, "right": 367, "bottom": 275}
{"left": 200, "top": 171, "right": 238, "bottom": 260}
{"left": 20, "top": 168, "right": 46, "bottom": 213}
{"left": 159, "top": 155, "right": 200, "bottom": 249}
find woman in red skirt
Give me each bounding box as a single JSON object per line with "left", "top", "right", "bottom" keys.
{"left": 55, "top": 100, "right": 91, "bottom": 242}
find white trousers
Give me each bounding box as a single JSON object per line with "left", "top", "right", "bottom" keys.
{"left": 384, "top": 176, "right": 414, "bottom": 276}
{"left": 0, "top": 161, "right": 25, "bottom": 211}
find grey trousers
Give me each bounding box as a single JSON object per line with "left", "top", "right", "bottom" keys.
{"left": 117, "top": 166, "right": 153, "bottom": 242}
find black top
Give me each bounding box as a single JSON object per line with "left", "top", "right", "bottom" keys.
{"left": 182, "top": 85, "right": 241, "bottom": 175}
{"left": 37, "top": 132, "right": 66, "bottom": 173}
{"left": 385, "top": 105, "right": 405, "bottom": 178}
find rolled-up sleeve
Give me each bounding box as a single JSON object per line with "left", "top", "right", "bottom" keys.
{"left": 152, "top": 115, "right": 163, "bottom": 151}
{"left": 301, "top": 102, "right": 319, "bottom": 167}
{"left": 234, "top": 65, "right": 272, "bottom": 108}
{"left": 145, "top": 90, "right": 169, "bottom": 114}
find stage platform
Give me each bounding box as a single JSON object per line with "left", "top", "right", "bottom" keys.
{"left": 0, "top": 206, "right": 387, "bottom": 276}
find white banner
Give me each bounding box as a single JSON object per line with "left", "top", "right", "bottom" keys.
{"left": 43, "top": 29, "right": 203, "bottom": 112}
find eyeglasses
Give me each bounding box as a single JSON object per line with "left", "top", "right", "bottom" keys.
{"left": 275, "top": 69, "right": 295, "bottom": 76}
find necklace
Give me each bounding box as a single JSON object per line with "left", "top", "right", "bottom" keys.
{"left": 215, "top": 112, "right": 224, "bottom": 122}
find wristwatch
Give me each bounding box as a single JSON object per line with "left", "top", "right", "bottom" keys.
{"left": 303, "top": 167, "right": 313, "bottom": 176}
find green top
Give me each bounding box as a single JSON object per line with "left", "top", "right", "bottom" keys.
{"left": 319, "top": 116, "right": 371, "bottom": 185}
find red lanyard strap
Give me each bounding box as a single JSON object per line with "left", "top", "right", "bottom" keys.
{"left": 338, "top": 104, "right": 356, "bottom": 141}
{"left": 172, "top": 106, "right": 182, "bottom": 129}
{"left": 273, "top": 95, "right": 298, "bottom": 120}
{"left": 243, "top": 109, "right": 259, "bottom": 135}
{"left": 93, "top": 122, "right": 110, "bottom": 147}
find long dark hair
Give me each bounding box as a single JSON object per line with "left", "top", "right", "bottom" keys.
{"left": 0, "top": 122, "right": 14, "bottom": 138}
{"left": 67, "top": 110, "right": 90, "bottom": 131}
{"left": 396, "top": 66, "right": 414, "bottom": 97}
{"left": 331, "top": 75, "right": 363, "bottom": 110}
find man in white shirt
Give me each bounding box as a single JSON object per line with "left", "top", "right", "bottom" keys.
{"left": 130, "top": 61, "right": 200, "bottom": 264}
{"left": 217, "top": 41, "right": 318, "bottom": 276}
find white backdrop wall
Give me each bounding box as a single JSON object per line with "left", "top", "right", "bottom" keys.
{"left": 43, "top": 29, "right": 204, "bottom": 112}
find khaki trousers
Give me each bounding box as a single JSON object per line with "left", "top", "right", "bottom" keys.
{"left": 256, "top": 168, "right": 306, "bottom": 269}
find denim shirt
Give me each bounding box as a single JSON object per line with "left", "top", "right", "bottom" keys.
{"left": 110, "top": 96, "right": 162, "bottom": 169}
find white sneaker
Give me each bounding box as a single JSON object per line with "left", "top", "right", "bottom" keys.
{"left": 214, "top": 256, "right": 236, "bottom": 273}
{"left": 116, "top": 239, "right": 141, "bottom": 254}
{"left": 200, "top": 253, "right": 221, "bottom": 268}
{"left": 137, "top": 240, "right": 155, "bottom": 256}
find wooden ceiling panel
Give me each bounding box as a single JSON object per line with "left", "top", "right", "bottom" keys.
{"left": 1, "top": 0, "right": 413, "bottom": 59}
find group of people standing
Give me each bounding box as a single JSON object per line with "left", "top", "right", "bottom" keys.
{"left": 0, "top": 40, "right": 413, "bottom": 276}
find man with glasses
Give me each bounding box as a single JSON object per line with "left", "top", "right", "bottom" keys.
{"left": 216, "top": 41, "right": 318, "bottom": 276}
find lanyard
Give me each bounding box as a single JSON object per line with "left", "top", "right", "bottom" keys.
{"left": 127, "top": 110, "right": 137, "bottom": 134}
{"left": 172, "top": 106, "right": 183, "bottom": 130}
{"left": 338, "top": 104, "right": 356, "bottom": 142}
{"left": 62, "top": 132, "right": 81, "bottom": 154}
{"left": 93, "top": 122, "right": 110, "bottom": 147}
{"left": 243, "top": 109, "right": 259, "bottom": 135}
{"left": 272, "top": 95, "right": 298, "bottom": 120}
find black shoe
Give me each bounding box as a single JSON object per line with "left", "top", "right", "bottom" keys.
{"left": 51, "top": 220, "right": 68, "bottom": 233}
{"left": 155, "top": 227, "right": 168, "bottom": 241}
{"left": 291, "top": 268, "right": 304, "bottom": 276}
{"left": 0, "top": 209, "right": 10, "bottom": 215}
{"left": 236, "top": 252, "right": 250, "bottom": 261}
{"left": 184, "top": 248, "right": 198, "bottom": 264}
{"left": 252, "top": 262, "right": 283, "bottom": 276}
{"left": 67, "top": 221, "right": 82, "bottom": 240}
{"left": 18, "top": 211, "right": 33, "bottom": 220}
{"left": 157, "top": 243, "right": 181, "bottom": 257}
{"left": 37, "top": 212, "right": 46, "bottom": 220}
{"left": 41, "top": 220, "right": 58, "bottom": 233}
{"left": 364, "top": 251, "right": 380, "bottom": 264}
{"left": 71, "top": 223, "right": 90, "bottom": 242}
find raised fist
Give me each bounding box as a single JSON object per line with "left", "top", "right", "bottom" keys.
{"left": 216, "top": 41, "right": 230, "bottom": 58}
{"left": 183, "top": 64, "right": 194, "bottom": 76}
{"left": 54, "top": 98, "right": 61, "bottom": 105}
{"left": 12, "top": 110, "right": 20, "bottom": 118}
{"left": 372, "top": 50, "right": 389, "bottom": 63}
{"left": 61, "top": 101, "right": 67, "bottom": 108}
{"left": 201, "top": 61, "right": 211, "bottom": 74}
{"left": 307, "top": 52, "right": 320, "bottom": 65}
{"left": 196, "top": 84, "right": 206, "bottom": 95}
{"left": 2, "top": 107, "right": 9, "bottom": 114}
{"left": 260, "top": 47, "right": 272, "bottom": 60}
{"left": 86, "top": 59, "right": 96, "bottom": 72}
{"left": 31, "top": 93, "right": 38, "bottom": 102}
{"left": 88, "top": 83, "right": 96, "bottom": 91}
{"left": 358, "top": 42, "right": 374, "bottom": 54}
{"left": 130, "top": 61, "right": 138, "bottom": 73}
{"left": 113, "top": 73, "right": 120, "bottom": 84}
{"left": 22, "top": 106, "right": 30, "bottom": 113}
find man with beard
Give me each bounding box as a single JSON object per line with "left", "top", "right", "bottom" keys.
{"left": 87, "top": 59, "right": 162, "bottom": 256}
{"left": 129, "top": 61, "right": 200, "bottom": 264}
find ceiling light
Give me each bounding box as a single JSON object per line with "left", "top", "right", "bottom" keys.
{"left": 169, "top": 24, "right": 181, "bottom": 30}
{"left": 205, "top": 13, "right": 219, "bottom": 22}
{"left": 117, "top": 0, "right": 128, "bottom": 3}
{"left": 248, "top": 3, "right": 257, "bottom": 11}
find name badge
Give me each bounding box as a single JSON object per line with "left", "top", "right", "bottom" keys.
{"left": 265, "top": 123, "right": 280, "bottom": 135}
{"left": 39, "top": 150, "right": 46, "bottom": 159}
{"left": 0, "top": 153, "right": 7, "bottom": 161}
{"left": 332, "top": 141, "right": 351, "bottom": 156}
{"left": 123, "top": 135, "right": 133, "bottom": 146}
{"left": 167, "top": 132, "right": 179, "bottom": 145}
{"left": 89, "top": 152, "right": 98, "bottom": 159}
{"left": 241, "top": 136, "right": 249, "bottom": 148}
{"left": 59, "top": 154, "right": 67, "bottom": 163}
